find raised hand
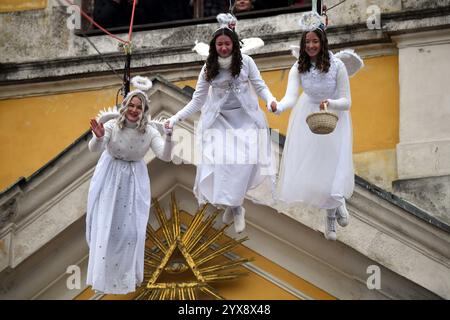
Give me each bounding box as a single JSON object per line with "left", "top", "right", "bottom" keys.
{"left": 90, "top": 119, "right": 105, "bottom": 138}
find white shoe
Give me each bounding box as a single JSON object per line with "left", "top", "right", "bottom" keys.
{"left": 233, "top": 207, "right": 246, "bottom": 234}
{"left": 222, "top": 207, "right": 233, "bottom": 224}
{"left": 324, "top": 212, "right": 337, "bottom": 241}
{"left": 336, "top": 204, "right": 349, "bottom": 227}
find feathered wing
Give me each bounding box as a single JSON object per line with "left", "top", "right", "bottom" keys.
{"left": 148, "top": 117, "right": 167, "bottom": 136}
{"left": 290, "top": 45, "right": 300, "bottom": 59}
{"left": 241, "top": 37, "right": 264, "bottom": 54}
{"left": 96, "top": 105, "right": 167, "bottom": 135}
{"left": 192, "top": 41, "right": 210, "bottom": 59}
{"left": 289, "top": 46, "right": 364, "bottom": 77}
{"left": 334, "top": 49, "right": 364, "bottom": 77}
{"left": 96, "top": 106, "right": 120, "bottom": 124}
{"left": 192, "top": 38, "right": 265, "bottom": 59}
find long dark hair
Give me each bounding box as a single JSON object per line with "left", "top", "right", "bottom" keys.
{"left": 298, "top": 29, "right": 330, "bottom": 74}
{"left": 205, "top": 28, "right": 243, "bottom": 82}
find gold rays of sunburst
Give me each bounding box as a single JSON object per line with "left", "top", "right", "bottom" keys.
{"left": 135, "top": 193, "right": 252, "bottom": 300}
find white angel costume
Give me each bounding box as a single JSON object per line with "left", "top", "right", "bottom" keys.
{"left": 172, "top": 54, "right": 276, "bottom": 208}
{"left": 86, "top": 88, "right": 172, "bottom": 294}
{"left": 276, "top": 50, "right": 363, "bottom": 209}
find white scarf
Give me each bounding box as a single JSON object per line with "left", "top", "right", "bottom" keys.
{"left": 218, "top": 56, "right": 232, "bottom": 69}
{"left": 124, "top": 118, "right": 139, "bottom": 128}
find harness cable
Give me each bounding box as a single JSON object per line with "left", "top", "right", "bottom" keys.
{"left": 122, "top": 0, "right": 137, "bottom": 97}
{"left": 62, "top": 0, "right": 138, "bottom": 102}
{"left": 75, "top": 31, "right": 124, "bottom": 106}
{"left": 321, "top": 0, "right": 348, "bottom": 26}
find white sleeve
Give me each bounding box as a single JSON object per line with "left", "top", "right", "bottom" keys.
{"left": 149, "top": 129, "right": 173, "bottom": 162}
{"left": 277, "top": 63, "right": 302, "bottom": 112}
{"left": 246, "top": 56, "right": 276, "bottom": 105}
{"left": 327, "top": 62, "right": 351, "bottom": 111}
{"left": 88, "top": 121, "right": 113, "bottom": 152}
{"left": 175, "top": 65, "right": 210, "bottom": 122}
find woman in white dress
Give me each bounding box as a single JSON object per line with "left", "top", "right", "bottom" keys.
{"left": 272, "top": 25, "right": 353, "bottom": 241}
{"left": 86, "top": 88, "right": 173, "bottom": 294}
{"left": 165, "top": 25, "right": 277, "bottom": 233}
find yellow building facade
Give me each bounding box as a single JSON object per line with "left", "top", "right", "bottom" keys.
{"left": 0, "top": 55, "right": 399, "bottom": 192}
{"left": 2, "top": 0, "right": 449, "bottom": 301}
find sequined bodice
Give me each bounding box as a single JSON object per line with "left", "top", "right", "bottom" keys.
{"left": 300, "top": 57, "right": 339, "bottom": 102}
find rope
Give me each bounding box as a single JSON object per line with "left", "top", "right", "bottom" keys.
{"left": 326, "top": 0, "right": 347, "bottom": 12}
{"left": 128, "top": 0, "right": 137, "bottom": 42}
{"left": 62, "top": 0, "right": 129, "bottom": 44}
{"left": 79, "top": 29, "right": 124, "bottom": 81}
{"left": 61, "top": 0, "right": 138, "bottom": 98}
{"left": 321, "top": 0, "right": 347, "bottom": 26}
{"left": 123, "top": 51, "right": 132, "bottom": 97}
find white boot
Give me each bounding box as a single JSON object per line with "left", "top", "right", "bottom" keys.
{"left": 324, "top": 209, "right": 337, "bottom": 241}
{"left": 233, "top": 206, "right": 246, "bottom": 234}
{"left": 222, "top": 207, "right": 233, "bottom": 224}
{"left": 336, "top": 202, "right": 349, "bottom": 227}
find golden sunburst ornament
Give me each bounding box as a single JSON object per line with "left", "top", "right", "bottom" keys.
{"left": 135, "top": 193, "right": 252, "bottom": 300}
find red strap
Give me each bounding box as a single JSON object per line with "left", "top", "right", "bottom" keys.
{"left": 128, "top": 0, "right": 137, "bottom": 42}
{"left": 63, "top": 0, "right": 137, "bottom": 45}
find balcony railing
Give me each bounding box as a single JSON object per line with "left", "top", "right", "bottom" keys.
{"left": 75, "top": 0, "right": 318, "bottom": 37}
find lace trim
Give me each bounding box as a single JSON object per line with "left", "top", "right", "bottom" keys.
{"left": 301, "top": 56, "right": 340, "bottom": 100}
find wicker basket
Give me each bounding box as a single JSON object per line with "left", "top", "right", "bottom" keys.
{"left": 306, "top": 102, "right": 339, "bottom": 135}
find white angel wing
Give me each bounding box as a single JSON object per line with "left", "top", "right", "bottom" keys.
{"left": 240, "top": 37, "right": 264, "bottom": 54}
{"left": 290, "top": 45, "right": 300, "bottom": 59}
{"left": 334, "top": 49, "right": 364, "bottom": 77}
{"left": 192, "top": 41, "right": 210, "bottom": 59}
{"left": 96, "top": 106, "right": 120, "bottom": 124}
{"left": 193, "top": 38, "right": 264, "bottom": 58}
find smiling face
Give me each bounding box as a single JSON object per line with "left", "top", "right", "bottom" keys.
{"left": 305, "top": 31, "right": 321, "bottom": 61}
{"left": 125, "top": 96, "right": 143, "bottom": 123}
{"left": 235, "top": 0, "right": 252, "bottom": 12}
{"left": 215, "top": 34, "right": 233, "bottom": 58}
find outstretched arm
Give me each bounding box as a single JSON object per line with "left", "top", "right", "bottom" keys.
{"left": 150, "top": 129, "right": 173, "bottom": 162}
{"left": 247, "top": 56, "right": 276, "bottom": 109}
{"left": 275, "top": 63, "right": 301, "bottom": 114}
{"left": 165, "top": 65, "right": 209, "bottom": 130}
{"left": 326, "top": 62, "right": 351, "bottom": 111}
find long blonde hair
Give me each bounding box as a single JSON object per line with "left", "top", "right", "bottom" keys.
{"left": 117, "top": 91, "right": 149, "bottom": 133}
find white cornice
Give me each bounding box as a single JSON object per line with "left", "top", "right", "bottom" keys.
{"left": 392, "top": 29, "right": 450, "bottom": 48}
{"left": 0, "top": 42, "right": 399, "bottom": 101}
